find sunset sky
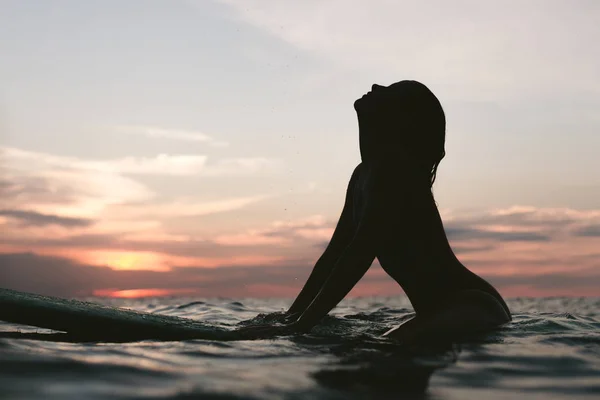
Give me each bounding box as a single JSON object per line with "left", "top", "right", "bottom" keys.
{"left": 1, "top": 0, "right": 599, "bottom": 299}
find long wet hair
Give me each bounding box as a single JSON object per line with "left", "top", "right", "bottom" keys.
{"left": 358, "top": 80, "right": 446, "bottom": 188}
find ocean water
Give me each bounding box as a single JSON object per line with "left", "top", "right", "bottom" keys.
{"left": 0, "top": 296, "right": 599, "bottom": 400}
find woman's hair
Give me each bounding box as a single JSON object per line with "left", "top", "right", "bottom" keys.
{"left": 389, "top": 80, "right": 446, "bottom": 188}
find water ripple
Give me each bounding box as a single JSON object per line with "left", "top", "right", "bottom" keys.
{"left": 0, "top": 296, "right": 599, "bottom": 399}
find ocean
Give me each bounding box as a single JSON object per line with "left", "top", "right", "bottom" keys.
{"left": 1, "top": 296, "right": 599, "bottom": 399}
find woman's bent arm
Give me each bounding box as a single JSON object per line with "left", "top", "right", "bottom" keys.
{"left": 294, "top": 208, "right": 379, "bottom": 330}
{"left": 287, "top": 165, "right": 362, "bottom": 316}
{"left": 294, "top": 167, "right": 392, "bottom": 329}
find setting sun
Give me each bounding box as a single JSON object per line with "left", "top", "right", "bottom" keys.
{"left": 86, "top": 251, "right": 169, "bottom": 272}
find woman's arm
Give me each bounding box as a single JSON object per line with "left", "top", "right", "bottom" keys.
{"left": 286, "top": 164, "right": 362, "bottom": 317}
{"left": 235, "top": 223, "right": 376, "bottom": 339}
{"left": 234, "top": 166, "right": 391, "bottom": 339}
{"left": 292, "top": 166, "right": 392, "bottom": 330}
{"left": 292, "top": 202, "right": 379, "bottom": 331}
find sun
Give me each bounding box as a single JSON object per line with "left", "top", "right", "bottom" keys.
{"left": 111, "top": 253, "right": 140, "bottom": 270}
{"left": 86, "top": 251, "right": 169, "bottom": 271}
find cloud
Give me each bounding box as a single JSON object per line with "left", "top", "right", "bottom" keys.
{"left": 0, "top": 218, "right": 322, "bottom": 262}
{"left": 485, "top": 268, "right": 600, "bottom": 290}
{"left": 2, "top": 204, "right": 599, "bottom": 273}
{"left": 116, "top": 125, "right": 229, "bottom": 147}
{"left": 447, "top": 244, "right": 496, "bottom": 254}
{"left": 0, "top": 175, "right": 79, "bottom": 206}
{"left": 445, "top": 225, "right": 551, "bottom": 242}
{"left": 0, "top": 252, "right": 307, "bottom": 298}
{"left": 196, "top": 157, "right": 281, "bottom": 177}
{"left": 573, "top": 224, "right": 600, "bottom": 237}
{"left": 89, "top": 154, "right": 210, "bottom": 175}
{"left": 444, "top": 205, "right": 600, "bottom": 240}
{"left": 216, "top": 0, "right": 600, "bottom": 98}
{"left": 109, "top": 195, "right": 272, "bottom": 219}
{"left": 214, "top": 215, "right": 334, "bottom": 246}
{"left": 1, "top": 147, "right": 153, "bottom": 218}
{"left": 455, "top": 206, "right": 600, "bottom": 227}
{"left": 0, "top": 145, "right": 280, "bottom": 265}
{"left": 1, "top": 145, "right": 279, "bottom": 224}
{"left": 2, "top": 161, "right": 599, "bottom": 300}
{"left": 0, "top": 201, "right": 285, "bottom": 266}
{"left": 1, "top": 251, "right": 599, "bottom": 299}
{"left": 0, "top": 212, "right": 335, "bottom": 275}
{"left": 2, "top": 146, "right": 280, "bottom": 177}
{"left": 0, "top": 209, "right": 93, "bottom": 228}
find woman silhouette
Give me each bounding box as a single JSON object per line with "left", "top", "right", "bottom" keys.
{"left": 237, "top": 80, "right": 511, "bottom": 343}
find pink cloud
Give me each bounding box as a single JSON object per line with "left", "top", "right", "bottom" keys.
{"left": 2, "top": 148, "right": 600, "bottom": 299}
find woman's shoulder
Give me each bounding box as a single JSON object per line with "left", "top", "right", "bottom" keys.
{"left": 351, "top": 162, "right": 364, "bottom": 178}
{"left": 346, "top": 163, "right": 365, "bottom": 189}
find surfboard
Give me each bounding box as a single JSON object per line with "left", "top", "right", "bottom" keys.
{"left": 0, "top": 288, "right": 234, "bottom": 342}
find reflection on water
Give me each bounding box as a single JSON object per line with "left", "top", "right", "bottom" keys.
{"left": 1, "top": 297, "right": 599, "bottom": 399}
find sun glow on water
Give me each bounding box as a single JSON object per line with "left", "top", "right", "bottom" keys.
{"left": 92, "top": 288, "right": 195, "bottom": 298}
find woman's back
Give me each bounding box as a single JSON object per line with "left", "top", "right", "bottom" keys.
{"left": 352, "top": 162, "right": 509, "bottom": 316}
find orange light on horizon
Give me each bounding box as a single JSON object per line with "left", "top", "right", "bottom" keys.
{"left": 86, "top": 250, "right": 169, "bottom": 271}
{"left": 93, "top": 288, "right": 197, "bottom": 298}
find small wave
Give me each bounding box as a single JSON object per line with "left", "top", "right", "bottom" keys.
{"left": 1, "top": 296, "right": 599, "bottom": 399}
{"left": 176, "top": 301, "right": 207, "bottom": 309}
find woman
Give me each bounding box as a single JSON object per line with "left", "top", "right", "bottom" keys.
{"left": 237, "top": 80, "right": 511, "bottom": 343}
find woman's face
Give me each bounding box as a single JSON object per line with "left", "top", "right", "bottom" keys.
{"left": 355, "top": 80, "right": 445, "bottom": 168}
{"left": 354, "top": 82, "right": 409, "bottom": 115}
{"left": 354, "top": 80, "right": 430, "bottom": 162}
{"left": 354, "top": 83, "right": 393, "bottom": 115}
{"left": 355, "top": 83, "right": 403, "bottom": 161}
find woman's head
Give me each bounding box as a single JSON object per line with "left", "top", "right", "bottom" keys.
{"left": 354, "top": 80, "right": 446, "bottom": 187}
